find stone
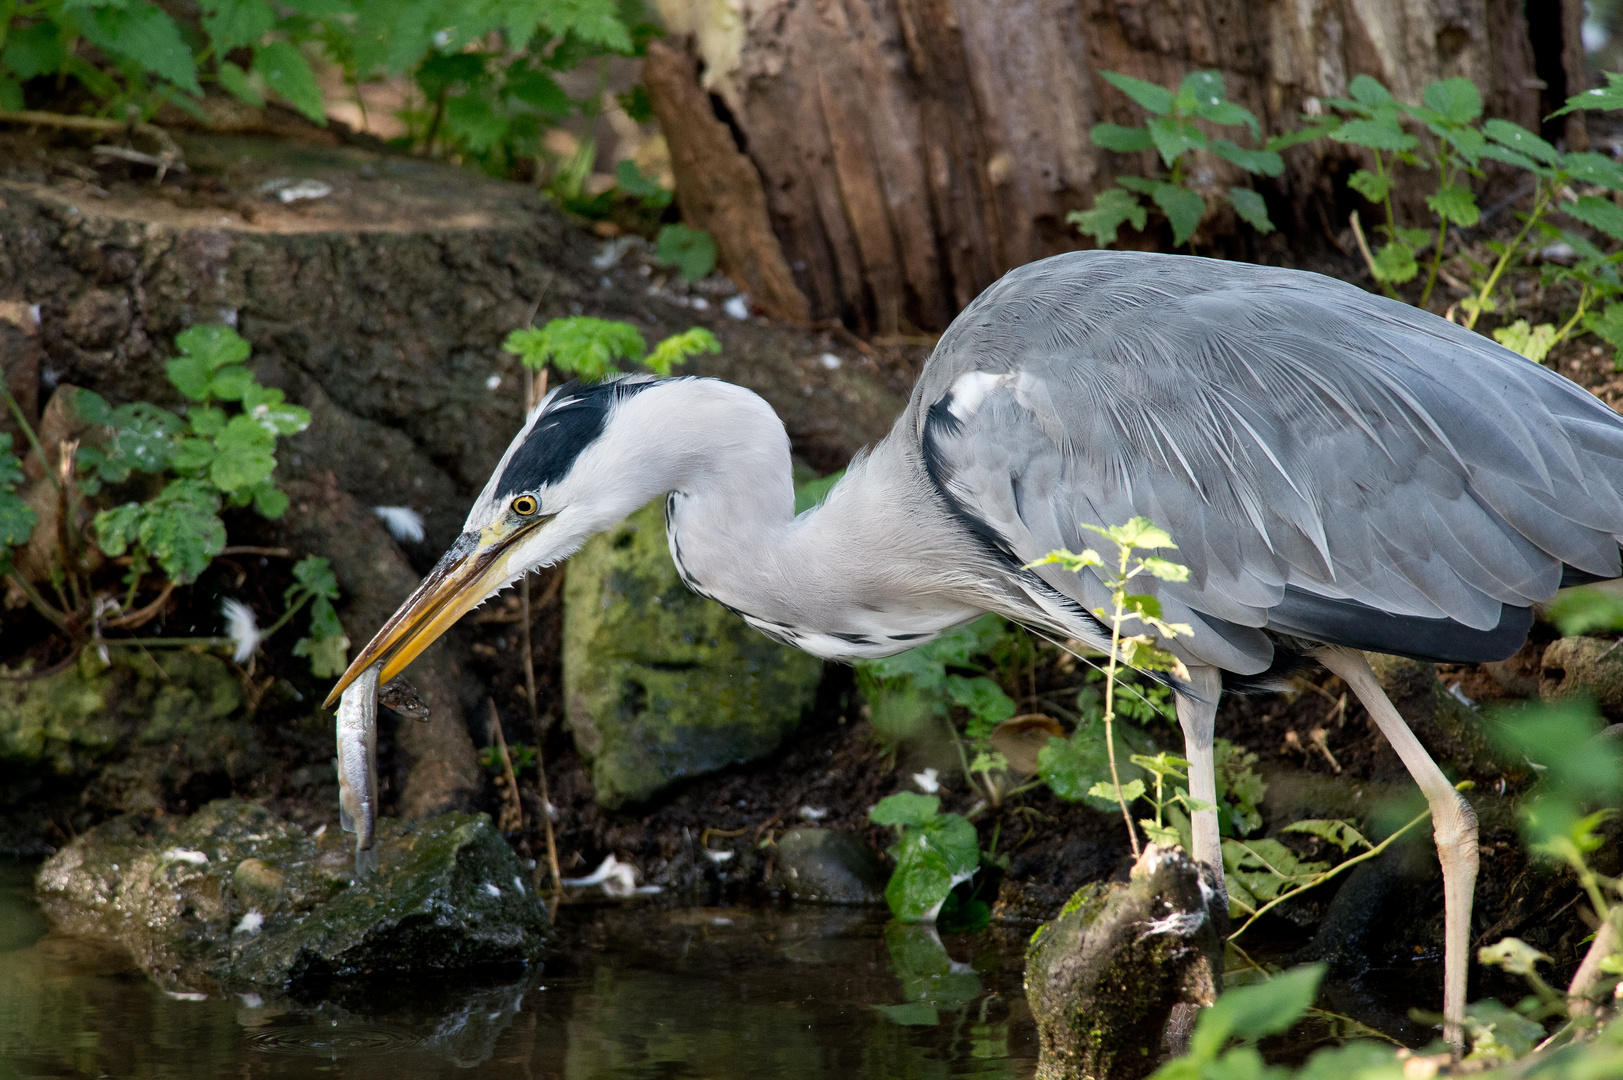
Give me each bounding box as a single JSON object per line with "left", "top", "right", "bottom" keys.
{"left": 562, "top": 499, "right": 825, "bottom": 807}
{"left": 1024, "top": 845, "right": 1223, "bottom": 1080}
{"left": 1541, "top": 636, "right": 1623, "bottom": 719}
{"left": 34, "top": 798, "right": 548, "bottom": 994}
{"left": 772, "top": 827, "right": 886, "bottom": 904}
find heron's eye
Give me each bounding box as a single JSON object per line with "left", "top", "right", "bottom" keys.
{"left": 511, "top": 495, "right": 539, "bottom": 517}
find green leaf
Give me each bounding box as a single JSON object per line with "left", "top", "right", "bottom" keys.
{"left": 202, "top": 0, "right": 275, "bottom": 52}
{"left": 1591, "top": 303, "right": 1623, "bottom": 351}
{"left": 1491, "top": 699, "right": 1621, "bottom": 804}
{"left": 1347, "top": 74, "right": 1393, "bottom": 107}
{"left": 290, "top": 554, "right": 341, "bottom": 601}
{"left": 1099, "top": 516, "right": 1177, "bottom": 550}
{"left": 175, "top": 323, "right": 250, "bottom": 370}
{"left": 80, "top": 2, "right": 199, "bottom": 94}
{"left": 1546, "top": 585, "right": 1623, "bottom": 636}
{"left": 1426, "top": 184, "right": 1480, "bottom": 227}
{"left": 614, "top": 159, "right": 672, "bottom": 205}
{"left": 1551, "top": 72, "right": 1623, "bottom": 117}
{"left": 1211, "top": 140, "right": 1283, "bottom": 177}
{"left": 210, "top": 415, "right": 276, "bottom": 492}
{"left": 107, "top": 402, "right": 184, "bottom": 474}
{"left": 1148, "top": 182, "right": 1206, "bottom": 247}
{"left": 95, "top": 478, "right": 225, "bottom": 584}
{"left": 1267, "top": 120, "right": 1339, "bottom": 152}
{"left": 503, "top": 317, "right": 646, "bottom": 381}
{"left": 294, "top": 623, "right": 349, "bottom": 677}
{"left": 1146, "top": 116, "right": 1206, "bottom": 167}
{"left": 0, "top": 76, "right": 19, "bottom": 113}
{"left": 253, "top": 41, "right": 325, "bottom": 124}
{"left": 0, "top": 434, "right": 37, "bottom": 553}
{"left": 215, "top": 60, "right": 264, "bottom": 107}
{"left": 1370, "top": 241, "right": 1418, "bottom": 283}
{"left": 1565, "top": 195, "right": 1623, "bottom": 243}
{"left": 1139, "top": 555, "right": 1192, "bottom": 581}
{"left": 3, "top": 21, "right": 67, "bottom": 79}
{"left": 1100, "top": 70, "right": 1173, "bottom": 116}
{"left": 170, "top": 437, "right": 216, "bottom": 473}
{"left": 1068, "top": 187, "right": 1147, "bottom": 247}
{"left": 444, "top": 94, "right": 509, "bottom": 153}
{"left": 1482, "top": 119, "right": 1558, "bottom": 165}
{"left": 1477, "top": 143, "right": 1539, "bottom": 172}
{"left": 883, "top": 813, "right": 979, "bottom": 921}
{"left": 251, "top": 482, "right": 288, "bottom": 518}
{"left": 1281, "top": 818, "right": 1371, "bottom": 853}
{"left": 208, "top": 364, "right": 254, "bottom": 402}
{"left": 511, "top": 67, "right": 571, "bottom": 116}
{"left": 1492, "top": 319, "right": 1559, "bottom": 363}
{"left": 1089, "top": 122, "right": 1155, "bottom": 153}
{"left": 1330, "top": 117, "right": 1416, "bottom": 152}
{"left": 1347, "top": 168, "right": 1390, "bottom": 204}
{"left": 1088, "top": 778, "right": 1145, "bottom": 804}
{"left": 654, "top": 224, "right": 717, "bottom": 282}
{"left": 1422, "top": 77, "right": 1481, "bottom": 124}
{"left": 1187, "top": 965, "right": 1325, "bottom": 1061}
{"left": 1462, "top": 998, "right": 1546, "bottom": 1065}
{"left": 643, "top": 327, "right": 719, "bottom": 376}
{"left": 537, "top": 0, "right": 633, "bottom": 53}
{"left": 871, "top": 792, "right": 940, "bottom": 828}
{"left": 240, "top": 383, "right": 310, "bottom": 435}
{"left": 944, "top": 674, "right": 1016, "bottom": 737}
{"left": 1560, "top": 151, "right": 1623, "bottom": 191}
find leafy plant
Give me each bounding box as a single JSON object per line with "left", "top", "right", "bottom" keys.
{"left": 1027, "top": 516, "right": 1194, "bottom": 856}
{"left": 0, "top": 323, "right": 342, "bottom": 678}
{"left": 869, "top": 791, "right": 981, "bottom": 923}
{"left": 1149, "top": 964, "right": 1326, "bottom": 1080}
{"left": 502, "top": 316, "right": 720, "bottom": 383}
{"left": 654, "top": 223, "right": 718, "bottom": 283}
{"left": 1070, "top": 70, "right": 1285, "bottom": 248}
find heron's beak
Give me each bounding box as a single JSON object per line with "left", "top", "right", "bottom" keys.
{"left": 322, "top": 517, "right": 547, "bottom": 707}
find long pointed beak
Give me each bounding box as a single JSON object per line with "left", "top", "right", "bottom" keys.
{"left": 323, "top": 520, "right": 542, "bottom": 708}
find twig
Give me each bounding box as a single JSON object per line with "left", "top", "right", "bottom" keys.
{"left": 103, "top": 580, "right": 175, "bottom": 630}
{"left": 0, "top": 110, "right": 185, "bottom": 179}
{"left": 5, "top": 570, "right": 70, "bottom": 630}
{"left": 220, "top": 545, "right": 293, "bottom": 558}
{"left": 517, "top": 365, "right": 561, "bottom": 914}
{"left": 486, "top": 698, "right": 524, "bottom": 834}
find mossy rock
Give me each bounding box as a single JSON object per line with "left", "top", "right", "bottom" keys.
{"left": 0, "top": 649, "right": 258, "bottom": 815}
{"left": 562, "top": 499, "right": 824, "bottom": 808}
{"left": 34, "top": 798, "right": 548, "bottom": 994}
{"left": 1541, "top": 636, "right": 1623, "bottom": 719}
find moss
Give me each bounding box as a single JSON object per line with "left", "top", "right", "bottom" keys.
{"left": 562, "top": 499, "right": 824, "bottom": 807}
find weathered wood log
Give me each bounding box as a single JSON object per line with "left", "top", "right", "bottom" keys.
{"left": 649, "top": 0, "right": 1580, "bottom": 333}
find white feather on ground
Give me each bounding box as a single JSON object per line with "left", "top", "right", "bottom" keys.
{"left": 219, "top": 599, "right": 260, "bottom": 662}
{"left": 372, "top": 506, "right": 425, "bottom": 543}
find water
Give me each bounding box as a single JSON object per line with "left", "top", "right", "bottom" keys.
{"left": 0, "top": 862, "right": 1037, "bottom": 1078}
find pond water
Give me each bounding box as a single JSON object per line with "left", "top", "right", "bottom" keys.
{"left": 0, "top": 861, "right": 1037, "bottom": 1079}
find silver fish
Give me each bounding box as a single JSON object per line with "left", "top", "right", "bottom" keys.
{"left": 335, "top": 661, "right": 381, "bottom": 877}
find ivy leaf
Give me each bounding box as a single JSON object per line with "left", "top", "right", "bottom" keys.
{"left": 654, "top": 223, "right": 717, "bottom": 282}
{"left": 1421, "top": 77, "right": 1481, "bottom": 124}
{"left": 253, "top": 41, "right": 326, "bottom": 124}
{"left": 1089, "top": 122, "right": 1154, "bottom": 153}
{"left": 870, "top": 792, "right": 940, "bottom": 828}
{"left": 210, "top": 415, "right": 277, "bottom": 492}
{"left": 643, "top": 327, "right": 719, "bottom": 376}
{"left": 1226, "top": 188, "right": 1274, "bottom": 234}
{"left": 1068, "top": 187, "right": 1147, "bottom": 247}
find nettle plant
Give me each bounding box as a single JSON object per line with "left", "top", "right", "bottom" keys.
{"left": 0, "top": 324, "right": 344, "bottom": 676}
{"left": 1071, "top": 70, "right": 1285, "bottom": 249}
{"left": 502, "top": 316, "right": 720, "bottom": 382}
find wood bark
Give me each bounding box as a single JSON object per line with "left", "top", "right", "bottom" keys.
{"left": 649, "top": 0, "right": 1581, "bottom": 334}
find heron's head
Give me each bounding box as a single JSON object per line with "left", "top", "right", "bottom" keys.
{"left": 324, "top": 376, "right": 668, "bottom": 706}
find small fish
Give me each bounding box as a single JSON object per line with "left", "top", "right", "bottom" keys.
{"left": 378, "top": 676, "right": 429, "bottom": 722}
{"left": 335, "top": 661, "right": 381, "bottom": 877}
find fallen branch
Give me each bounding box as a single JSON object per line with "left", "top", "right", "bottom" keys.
{"left": 0, "top": 110, "right": 185, "bottom": 179}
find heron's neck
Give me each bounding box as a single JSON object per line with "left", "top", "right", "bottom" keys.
{"left": 634, "top": 381, "right": 986, "bottom": 659}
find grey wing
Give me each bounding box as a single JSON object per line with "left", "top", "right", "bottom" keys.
{"left": 916, "top": 251, "right": 1623, "bottom": 675}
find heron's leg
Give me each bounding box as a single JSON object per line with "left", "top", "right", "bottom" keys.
{"left": 1318, "top": 645, "right": 1476, "bottom": 1052}
{"left": 1174, "top": 664, "right": 1225, "bottom": 893}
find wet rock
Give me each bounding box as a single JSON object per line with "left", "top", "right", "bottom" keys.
{"left": 1025, "top": 845, "right": 1223, "bottom": 1080}
{"left": 0, "top": 649, "right": 258, "bottom": 817}
{"left": 34, "top": 798, "right": 548, "bottom": 994}
{"left": 1541, "top": 636, "right": 1623, "bottom": 718}
{"left": 562, "top": 499, "right": 824, "bottom": 808}
{"left": 771, "top": 827, "right": 886, "bottom": 904}
{"left": 1365, "top": 652, "right": 1521, "bottom": 778}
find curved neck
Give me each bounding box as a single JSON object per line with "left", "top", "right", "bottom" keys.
{"left": 625, "top": 381, "right": 987, "bottom": 659}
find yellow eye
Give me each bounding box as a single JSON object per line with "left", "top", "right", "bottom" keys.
{"left": 511, "top": 495, "right": 539, "bottom": 517}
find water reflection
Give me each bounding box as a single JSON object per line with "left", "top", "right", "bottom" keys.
{"left": 0, "top": 862, "right": 1035, "bottom": 1078}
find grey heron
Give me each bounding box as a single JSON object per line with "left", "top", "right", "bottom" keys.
{"left": 327, "top": 250, "right": 1623, "bottom": 1046}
